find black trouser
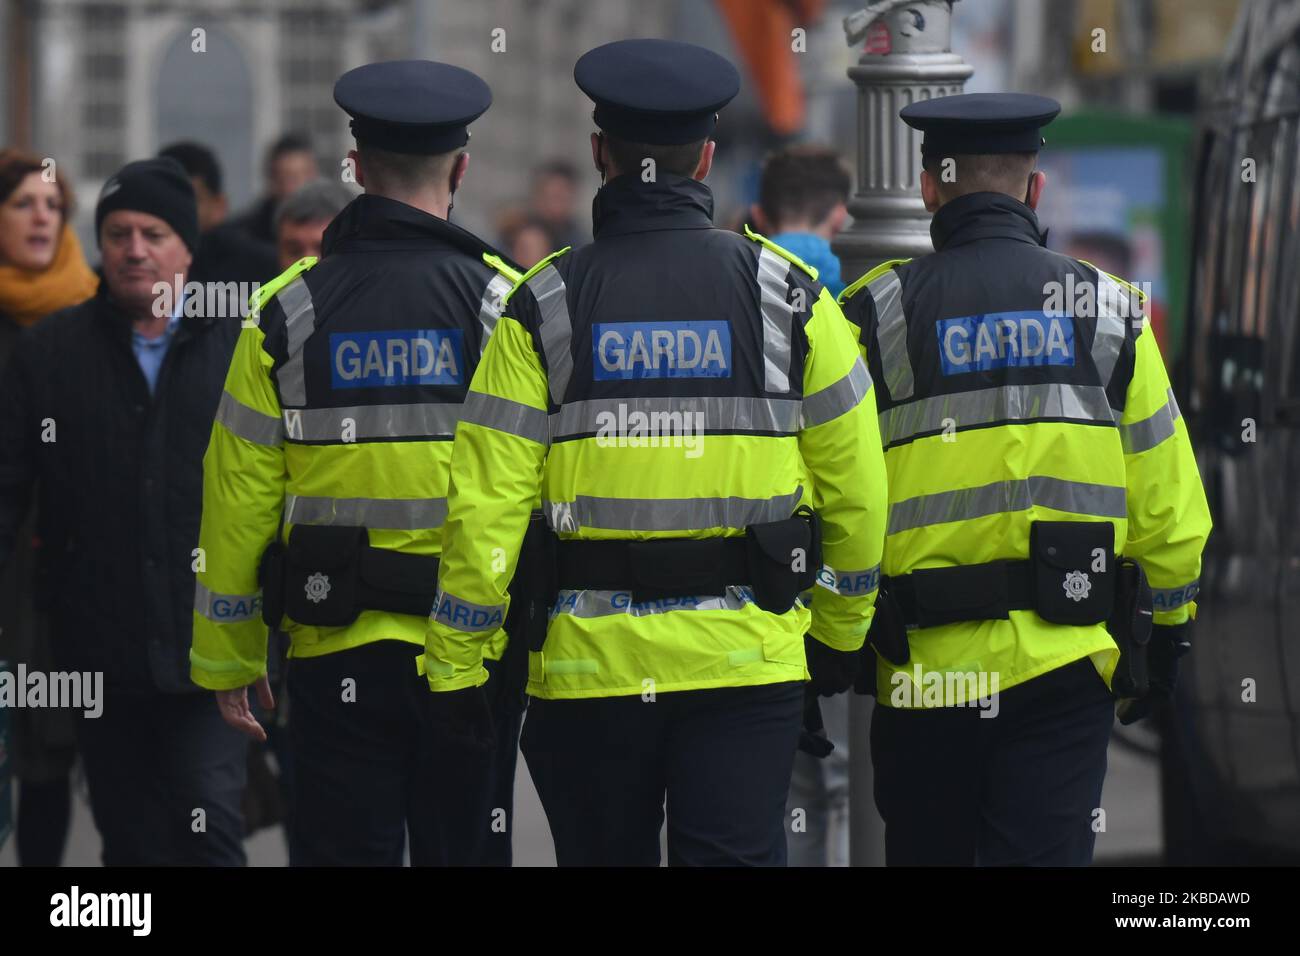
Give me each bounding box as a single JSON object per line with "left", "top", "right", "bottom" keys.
{"left": 76, "top": 687, "right": 249, "bottom": 866}
{"left": 522, "top": 681, "right": 804, "bottom": 866}
{"left": 871, "top": 657, "right": 1114, "bottom": 866}
{"left": 286, "top": 640, "right": 522, "bottom": 866}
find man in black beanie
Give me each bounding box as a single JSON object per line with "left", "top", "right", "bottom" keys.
{"left": 0, "top": 156, "right": 249, "bottom": 864}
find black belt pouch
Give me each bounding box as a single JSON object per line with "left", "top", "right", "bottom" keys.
{"left": 258, "top": 540, "right": 286, "bottom": 628}
{"left": 744, "top": 508, "right": 821, "bottom": 614}
{"left": 283, "top": 525, "right": 367, "bottom": 627}
{"left": 1029, "top": 521, "right": 1114, "bottom": 626}
{"left": 1108, "top": 557, "right": 1152, "bottom": 698}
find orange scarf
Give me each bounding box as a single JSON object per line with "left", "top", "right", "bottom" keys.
{"left": 0, "top": 225, "right": 99, "bottom": 326}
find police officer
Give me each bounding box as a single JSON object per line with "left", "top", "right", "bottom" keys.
{"left": 190, "top": 60, "right": 526, "bottom": 866}
{"left": 838, "top": 93, "right": 1212, "bottom": 866}
{"left": 424, "top": 39, "right": 888, "bottom": 867}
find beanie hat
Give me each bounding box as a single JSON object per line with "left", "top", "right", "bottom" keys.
{"left": 95, "top": 157, "right": 199, "bottom": 252}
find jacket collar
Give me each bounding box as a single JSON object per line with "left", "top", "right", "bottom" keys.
{"left": 321, "top": 193, "right": 503, "bottom": 261}
{"left": 930, "top": 192, "right": 1047, "bottom": 252}
{"left": 93, "top": 278, "right": 208, "bottom": 345}
{"left": 592, "top": 173, "right": 715, "bottom": 239}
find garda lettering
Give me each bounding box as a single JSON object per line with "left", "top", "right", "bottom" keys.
{"left": 937, "top": 311, "right": 1074, "bottom": 375}
{"left": 433, "top": 594, "right": 504, "bottom": 632}
{"left": 211, "top": 595, "right": 262, "bottom": 622}
{"left": 593, "top": 321, "right": 731, "bottom": 380}
{"left": 330, "top": 329, "right": 464, "bottom": 388}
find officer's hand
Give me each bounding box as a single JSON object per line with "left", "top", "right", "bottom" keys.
{"left": 215, "top": 676, "right": 275, "bottom": 742}
{"left": 427, "top": 685, "right": 496, "bottom": 753}
{"left": 804, "top": 634, "right": 861, "bottom": 697}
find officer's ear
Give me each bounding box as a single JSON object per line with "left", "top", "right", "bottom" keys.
{"left": 692, "top": 141, "right": 716, "bottom": 181}
{"left": 451, "top": 151, "right": 470, "bottom": 194}
{"left": 919, "top": 168, "right": 942, "bottom": 213}
{"left": 590, "top": 132, "right": 606, "bottom": 178}
{"left": 1026, "top": 169, "right": 1047, "bottom": 210}
{"left": 348, "top": 149, "right": 366, "bottom": 189}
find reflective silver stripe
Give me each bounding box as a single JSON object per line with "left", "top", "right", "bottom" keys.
{"left": 285, "top": 494, "right": 447, "bottom": 530}
{"left": 216, "top": 390, "right": 284, "bottom": 447}
{"left": 1091, "top": 269, "right": 1131, "bottom": 388}
{"left": 1151, "top": 579, "right": 1199, "bottom": 612}
{"left": 887, "top": 476, "right": 1127, "bottom": 535}
{"left": 880, "top": 383, "right": 1115, "bottom": 447}
{"left": 552, "top": 586, "right": 757, "bottom": 620}
{"left": 460, "top": 391, "right": 549, "bottom": 445}
{"left": 756, "top": 247, "right": 794, "bottom": 393}
{"left": 288, "top": 403, "right": 462, "bottom": 442}
{"left": 802, "top": 359, "right": 872, "bottom": 428}
{"left": 194, "top": 582, "right": 262, "bottom": 624}
{"left": 815, "top": 564, "right": 881, "bottom": 596}
{"left": 1120, "top": 388, "right": 1181, "bottom": 454}
{"left": 528, "top": 265, "right": 574, "bottom": 405}
{"left": 871, "top": 269, "right": 914, "bottom": 400}
{"left": 478, "top": 273, "right": 515, "bottom": 354}
{"left": 546, "top": 488, "right": 803, "bottom": 534}
{"left": 430, "top": 589, "right": 506, "bottom": 633}
{"left": 550, "top": 396, "right": 801, "bottom": 440}
{"left": 274, "top": 277, "right": 316, "bottom": 407}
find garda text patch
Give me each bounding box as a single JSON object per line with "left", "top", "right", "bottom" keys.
{"left": 330, "top": 329, "right": 464, "bottom": 388}
{"left": 593, "top": 321, "right": 731, "bottom": 380}
{"left": 937, "top": 312, "right": 1074, "bottom": 376}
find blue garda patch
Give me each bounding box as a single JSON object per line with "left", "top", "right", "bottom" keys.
{"left": 593, "top": 321, "right": 731, "bottom": 380}
{"left": 330, "top": 330, "right": 464, "bottom": 388}
{"left": 937, "top": 312, "right": 1074, "bottom": 376}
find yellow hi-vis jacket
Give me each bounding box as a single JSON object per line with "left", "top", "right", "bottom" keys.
{"left": 424, "top": 206, "right": 888, "bottom": 700}
{"left": 190, "top": 197, "right": 522, "bottom": 691}
{"left": 838, "top": 202, "right": 1211, "bottom": 706}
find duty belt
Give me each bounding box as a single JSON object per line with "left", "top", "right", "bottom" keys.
{"left": 885, "top": 560, "right": 1037, "bottom": 629}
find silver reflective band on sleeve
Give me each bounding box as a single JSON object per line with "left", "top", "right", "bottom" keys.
{"left": 1091, "top": 269, "right": 1131, "bottom": 388}
{"left": 431, "top": 589, "right": 506, "bottom": 633}
{"left": 871, "top": 269, "right": 914, "bottom": 401}
{"left": 756, "top": 248, "right": 794, "bottom": 393}
{"left": 545, "top": 487, "right": 804, "bottom": 534}
{"left": 273, "top": 277, "right": 316, "bottom": 407}
{"left": 216, "top": 390, "right": 284, "bottom": 447}
{"left": 528, "top": 265, "right": 574, "bottom": 406}
{"left": 1151, "top": 579, "right": 1199, "bottom": 612}
{"left": 284, "top": 494, "right": 448, "bottom": 530}
{"left": 887, "top": 476, "right": 1127, "bottom": 535}
{"left": 880, "top": 383, "right": 1115, "bottom": 447}
{"left": 802, "top": 360, "right": 872, "bottom": 428}
{"left": 288, "top": 403, "right": 462, "bottom": 442}
{"left": 549, "top": 395, "right": 801, "bottom": 441}
{"left": 815, "top": 564, "right": 881, "bottom": 596}
{"left": 194, "top": 581, "right": 262, "bottom": 623}
{"left": 1120, "top": 388, "right": 1181, "bottom": 454}
{"left": 551, "top": 586, "right": 757, "bottom": 620}
{"left": 478, "top": 272, "right": 515, "bottom": 354}
{"left": 460, "top": 391, "right": 549, "bottom": 445}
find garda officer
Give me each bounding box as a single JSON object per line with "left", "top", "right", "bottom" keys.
{"left": 190, "top": 60, "right": 526, "bottom": 866}
{"left": 839, "top": 93, "right": 1212, "bottom": 865}
{"left": 424, "top": 38, "right": 889, "bottom": 867}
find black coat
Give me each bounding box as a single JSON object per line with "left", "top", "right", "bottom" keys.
{"left": 0, "top": 285, "right": 240, "bottom": 693}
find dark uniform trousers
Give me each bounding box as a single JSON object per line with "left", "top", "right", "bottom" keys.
{"left": 287, "top": 640, "right": 522, "bottom": 866}
{"left": 76, "top": 688, "right": 249, "bottom": 866}
{"left": 522, "top": 680, "right": 804, "bottom": 866}
{"left": 871, "top": 657, "right": 1114, "bottom": 866}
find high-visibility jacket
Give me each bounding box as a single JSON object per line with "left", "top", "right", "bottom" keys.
{"left": 190, "top": 195, "right": 521, "bottom": 691}
{"left": 425, "top": 173, "right": 888, "bottom": 700}
{"left": 837, "top": 191, "right": 1212, "bottom": 705}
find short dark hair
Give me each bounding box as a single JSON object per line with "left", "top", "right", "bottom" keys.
{"left": 533, "top": 159, "right": 578, "bottom": 184}
{"left": 921, "top": 152, "right": 1038, "bottom": 201}
{"left": 266, "top": 132, "right": 315, "bottom": 172}
{"left": 758, "top": 145, "right": 851, "bottom": 229}
{"left": 355, "top": 141, "right": 459, "bottom": 196}
{"left": 158, "top": 140, "right": 223, "bottom": 196}
{"left": 602, "top": 134, "right": 706, "bottom": 180}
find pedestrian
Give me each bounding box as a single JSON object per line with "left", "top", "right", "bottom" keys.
{"left": 190, "top": 60, "right": 527, "bottom": 866}
{"left": 425, "top": 39, "right": 889, "bottom": 867}
{"left": 838, "top": 93, "right": 1212, "bottom": 865}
